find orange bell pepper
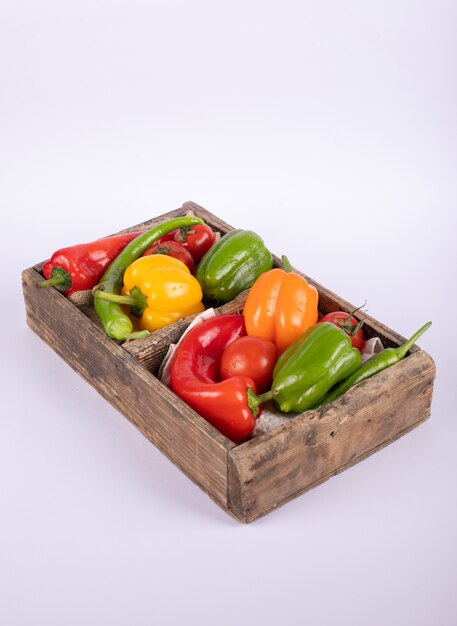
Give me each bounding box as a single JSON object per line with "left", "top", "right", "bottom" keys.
{"left": 243, "top": 257, "right": 319, "bottom": 353}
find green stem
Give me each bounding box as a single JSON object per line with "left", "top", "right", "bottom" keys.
{"left": 255, "top": 390, "right": 275, "bottom": 404}
{"left": 281, "top": 255, "right": 292, "bottom": 273}
{"left": 38, "top": 267, "right": 71, "bottom": 292}
{"left": 247, "top": 388, "right": 276, "bottom": 419}
{"left": 93, "top": 286, "right": 147, "bottom": 316}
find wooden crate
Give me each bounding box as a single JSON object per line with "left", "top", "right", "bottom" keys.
{"left": 21, "top": 202, "right": 436, "bottom": 522}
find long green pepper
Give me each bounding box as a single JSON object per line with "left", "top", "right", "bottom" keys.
{"left": 314, "top": 321, "right": 432, "bottom": 408}
{"left": 93, "top": 216, "right": 204, "bottom": 341}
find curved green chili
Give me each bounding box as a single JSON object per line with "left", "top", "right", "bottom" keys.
{"left": 314, "top": 321, "right": 432, "bottom": 408}
{"left": 93, "top": 216, "right": 204, "bottom": 341}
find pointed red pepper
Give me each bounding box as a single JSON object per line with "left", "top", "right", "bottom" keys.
{"left": 39, "top": 230, "right": 145, "bottom": 295}
{"left": 169, "top": 314, "right": 261, "bottom": 442}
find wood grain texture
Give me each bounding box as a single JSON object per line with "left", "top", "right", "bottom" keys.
{"left": 228, "top": 348, "right": 435, "bottom": 522}
{"left": 22, "top": 266, "right": 234, "bottom": 510}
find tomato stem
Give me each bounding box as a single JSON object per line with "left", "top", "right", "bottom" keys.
{"left": 179, "top": 226, "right": 195, "bottom": 240}
{"left": 335, "top": 301, "right": 367, "bottom": 336}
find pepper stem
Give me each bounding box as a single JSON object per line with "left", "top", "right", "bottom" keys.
{"left": 247, "top": 387, "right": 276, "bottom": 419}
{"left": 93, "top": 286, "right": 148, "bottom": 317}
{"left": 395, "top": 321, "right": 432, "bottom": 360}
{"left": 255, "top": 390, "right": 275, "bottom": 404}
{"left": 247, "top": 388, "right": 260, "bottom": 419}
{"left": 38, "top": 267, "right": 72, "bottom": 292}
{"left": 281, "top": 255, "right": 292, "bottom": 273}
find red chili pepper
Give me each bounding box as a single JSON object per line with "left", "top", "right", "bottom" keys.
{"left": 169, "top": 314, "right": 261, "bottom": 442}
{"left": 39, "top": 230, "right": 145, "bottom": 295}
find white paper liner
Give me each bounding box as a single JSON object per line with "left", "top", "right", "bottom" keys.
{"left": 158, "top": 308, "right": 217, "bottom": 386}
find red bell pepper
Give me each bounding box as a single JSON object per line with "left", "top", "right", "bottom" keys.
{"left": 39, "top": 230, "right": 145, "bottom": 295}
{"left": 169, "top": 314, "right": 261, "bottom": 442}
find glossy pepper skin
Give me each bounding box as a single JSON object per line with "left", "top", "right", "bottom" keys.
{"left": 39, "top": 230, "right": 144, "bottom": 295}
{"left": 257, "top": 322, "right": 362, "bottom": 413}
{"left": 243, "top": 256, "right": 319, "bottom": 354}
{"left": 196, "top": 230, "right": 273, "bottom": 303}
{"left": 120, "top": 255, "right": 205, "bottom": 331}
{"left": 169, "top": 314, "right": 259, "bottom": 442}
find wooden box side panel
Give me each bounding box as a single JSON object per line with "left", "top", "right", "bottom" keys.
{"left": 22, "top": 267, "right": 234, "bottom": 509}
{"left": 228, "top": 349, "right": 436, "bottom": 522}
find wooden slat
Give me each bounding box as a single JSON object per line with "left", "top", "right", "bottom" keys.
{"left": 22, "top": 266, "right": 234, "bottom": 510}
{"left": 228, "top": 348, "right": 435, "bottom": 522}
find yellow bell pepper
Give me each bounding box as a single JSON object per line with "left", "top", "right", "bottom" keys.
{"left": 98, "top": 254, "right": 205, "bottom": 332}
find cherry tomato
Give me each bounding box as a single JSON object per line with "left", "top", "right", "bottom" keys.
{"left": 220, "top": 336, "right": 279, "bottom": 393}
{"left": 142, "top": 240, "right": 195, "bottom": 273}
{"left": 319, "top": 311, "right": 366, "bottom": 351}
{"left": 174, "top": 224, "right": 215, "bottom": 263}
{"left": 158, "top": 229, "right": 179, "bottom": 242}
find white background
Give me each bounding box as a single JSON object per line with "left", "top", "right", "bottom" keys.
{"left": 1, "top": 1, "right": 456, "bottom": 625}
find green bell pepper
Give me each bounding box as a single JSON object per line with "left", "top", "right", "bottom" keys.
{"left": 255, "top": 322, "right": 362, "bottom": 413}
{"left": 196, "top": 229, "right": 273, "bottom": 303}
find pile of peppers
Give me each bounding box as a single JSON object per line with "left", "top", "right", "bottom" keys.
{"left": 168, "top": 257, "right": 431, "bottom": 441}
{"left": 38, "top": 215, "right": 432, "bottom": 443}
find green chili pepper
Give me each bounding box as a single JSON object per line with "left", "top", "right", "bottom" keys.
{"left": 196, "top": 229, "right": 273, "bottom": 303}
{"left": 255, "top": 322, "right": 362, "bottom": 413}
{"left": 314, "top": 321, "right": 432, "bottom": 408}
{"left": 93, "top": 216, "right": 204, "bottom": 341}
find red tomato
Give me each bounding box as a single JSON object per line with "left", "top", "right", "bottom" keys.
{"left": 319, "top": 311, "right": 366, "bottom": 351}
{"left": 220, "top": 336, "right": 279, "bottom": 394}
{"left": 142, "top": 240, "right": 195, "bottom": 273}
{"left": 174, "top": 224, "right": 215, "bottom": 263}
{"left": 159, "top": 229, "right": 179, "bottom": 242}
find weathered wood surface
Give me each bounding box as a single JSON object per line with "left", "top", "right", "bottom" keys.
{"left": 25, "top": 201, "right": 437, "bottom": 522}
{"left": 228, "top": 348, "right": 435, "bottom": 522}
{"left": 22, "top": 266, "right": 234, "bottom": 509}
